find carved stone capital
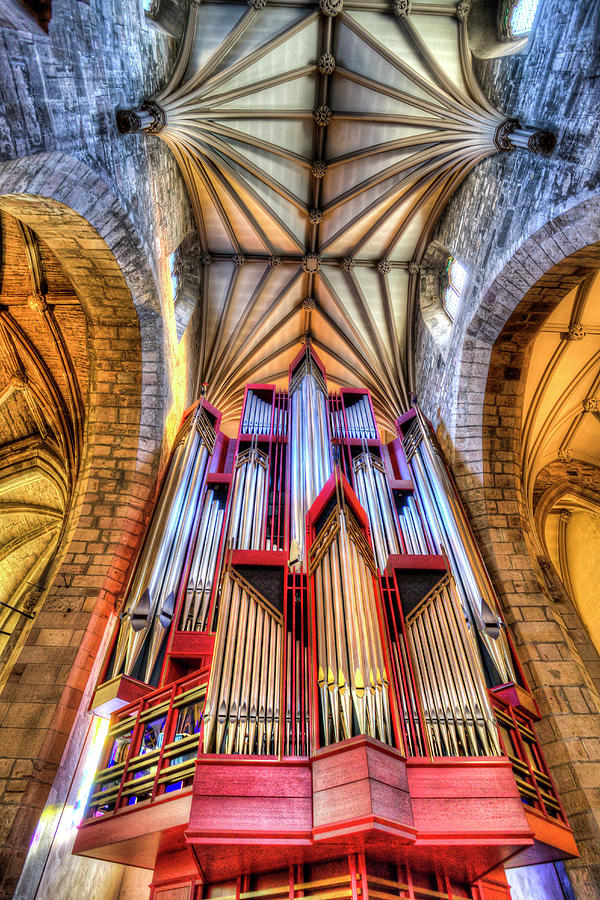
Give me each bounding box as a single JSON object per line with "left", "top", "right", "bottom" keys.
{"left": 527, "top": 130, "right": 556, "bottom": 155}
{"left": 318, "top": 53, "right": 336, "bottom": 76}
{"left": 393, "top": 0, "right": 411, "bottom": 16}
{"left": 314, "top": 105, "right": 332, "bottom": 127}
{"left": 27, "top": 292, "right": 48, "bottom": 314}
{"left": 302, "top": 254, "right": 321, "bottom": 273}
{"left": 456, "top": 0, "right": 470, "bottom": 22}
{"left": 116, "top": 108, "right": 142, "bottom": 134}
{"left": 320, "top": 0, "right": 342, "bottom": 15}
{"left": 141, "top": 100, "right": 166, "bottom": 135}
{"left": 568, "top": 323, "right": 587, "bottom": 341}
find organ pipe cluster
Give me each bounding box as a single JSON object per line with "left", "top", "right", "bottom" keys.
{"left": 110, "top": 406, "right": 217, "bottom": 683}
{"left": 405, "top": 574, "right": 501, "bottom": 757}
{"left": 203, "top": 570, "right": 282, "bottom": 755}
{"left": 228, "top": 441, "right": 268, "bottom": 551}
{"left": 401, "top": 412, "right": 517, "bottom": 687}
{"left": 309, "top": 493, "right": 392, "bottom": 747}
{"left": 103, "top": 349, "right": 520, "bottom": 767}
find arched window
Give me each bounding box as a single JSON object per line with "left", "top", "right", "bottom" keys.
{"left": 169, "top": 247, "right": 183, "bottom": 303}
{"left": 499, "top": 0, "right": 540, "bottom": 41}
{"left": 442, "top": 256, "right": 466, "bottom": 322}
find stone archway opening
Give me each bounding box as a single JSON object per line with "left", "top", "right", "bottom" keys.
{"left": 439, "top": 202, "right": 600, "bottom": 898}
{"left": 0, "top": 153, "right": 167, "bottom": 899}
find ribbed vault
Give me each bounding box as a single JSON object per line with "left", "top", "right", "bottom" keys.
{"left": 0, "top": 211, "right": 86, "bottom": 655}
{"left": 119, "top": 0, "right": 553, "bottom": 433}
{"left": 523, "top": 269, "right": 600, "bottom": 650}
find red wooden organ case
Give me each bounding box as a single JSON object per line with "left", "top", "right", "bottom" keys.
{"left": 74, "top": 348, "right": 577, "bottom": 900}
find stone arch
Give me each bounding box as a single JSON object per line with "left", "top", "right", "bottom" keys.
{"left": 441, "top": 197, "right": 600, "bottom": 897}
{"left": 0, "top": 152, "right": 168, "bottom": 897}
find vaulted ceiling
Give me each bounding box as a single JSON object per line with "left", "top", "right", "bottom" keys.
{"left": 0, "top": 212, "right": 86, "bottom": 655}
{"left": 523, "top": 270, "right": 600, "bottom": 650}
{"left": 125, "top": 0, "right": 539, "bottom": 434}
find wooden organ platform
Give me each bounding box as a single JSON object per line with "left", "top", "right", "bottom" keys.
{"left": 73, "top": 348, "right": 577, "bottom": 900}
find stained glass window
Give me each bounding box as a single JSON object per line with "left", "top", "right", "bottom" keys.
{"left": 499, "top": 0, "right": 540, "bottom": 40}
{"left": 442, "top": 257, "right": 466, "bottom": 321}
{"left": 509, "top": 0, "right": 539, "bottom": 36}
{"left": 169, "top": 248, "right": 182, "bottom": 302}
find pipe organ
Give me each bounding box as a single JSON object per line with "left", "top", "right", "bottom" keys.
{"left": 76, "top": 348, "right": 577, "bottom": 900}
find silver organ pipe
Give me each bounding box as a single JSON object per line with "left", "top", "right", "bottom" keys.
{"left": 242, "top": 390, "right": 273, "bottom": 435}
{"left": 353, "top": 452, "right": 401, "bottom": 570}
{"left": 228, "top": 441, "right": 268, "bottom": 550}
{"left": 402, "top": 412, "right": 516, "bottom": 686}
{"left": 112, "top": 407, "right": 215, "bottom": 680}
{"left": 104, "top": 353, "right": 519, "bottom": 772}
{"left": 405, "top": 575, "right": 501, "bottom": 758}
{"left": 289, "top": 352, "right": 332, "bottom": 565}
{"left": 309, "top": 499, "right": 394, "bottom": 749}
{"left": 180, "top": 489, "right": 225, "bottom": 631}
{"left": 203, "top": 569, "right": 282, "bottom": 755}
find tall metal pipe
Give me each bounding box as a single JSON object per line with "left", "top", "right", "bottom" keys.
{"left": 289, "top": 350, "right": 332, "bottom": 566}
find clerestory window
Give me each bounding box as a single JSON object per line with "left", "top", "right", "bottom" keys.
{"left": 499, "top": 0, "right": 540, "bottom": 41}
{"left": 442, "top": 256, "right": 466, "bottom": 322}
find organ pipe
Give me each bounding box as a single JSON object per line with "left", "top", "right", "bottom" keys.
{"left": 228, "top": 440, "right": 268, "bottom": 551}
{"left": 289, "top": 350, "right": 332, "bottom": 566}
{"left": 101, "top": 353, "right": 521, "bottom": 773}
{"left": 402, "top": 411, "right": 517, "bottom": 686}
{"left": 111, "top": 406, "right": 216, "bottom": 681}
{"left": 353, "top": 452, "right": 400, "bottom": 571}
{"left": 309, "top": 492, "right": 393, "bottom": 749}
{"left": 203, "top": 569, "right": 282, "bottom": 755}
{"left": 180, "top": 489, "right": 225, "bottom": 631}
{"left": 405, "top": 575, "right": 501, "bottom": 757}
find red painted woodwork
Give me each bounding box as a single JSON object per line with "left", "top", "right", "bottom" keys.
{"left": 188, "top": 756, "right": 312, "bottom": 847}
{"left": 206, "top": 471, "right": 233, "bottom": 484}
{"left": 490, "top": 683, "right": 541, "bottom": 720}
{"left": 90, "top": 674, "right": 153, "bottom": 718}
{"left": 406, "top": 758, "right": 531, "bottom": 840}
{"left": 288, "top": 346, "right": 327, "bottom": 383}
{"left": 388, "top": 554, "right": 447, "bottom": 572}
{"left": 506, "top": 806, "right": 579, "bottom": 868}
{"left": 312, "top": 737, "right": 414, "bottom": 843}
{"left": 168, "top": 631, "right": 215, "bottom": 660}
{"left": 73, "top": 792, "right": 192, "bottom": 869}
{"left": 306, "top": 470, "right": 369, "bottom": 534}
{"left": 228, "top": 549, "right": 288, "bottom": 568}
